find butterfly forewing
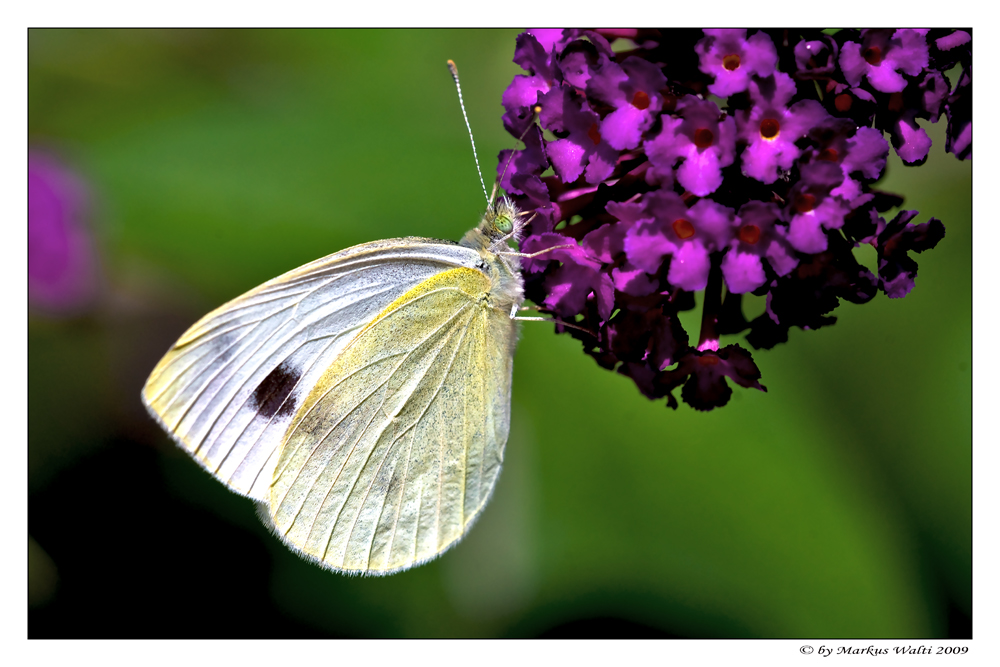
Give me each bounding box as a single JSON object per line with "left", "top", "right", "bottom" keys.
{"left": 268, "top": 267, "right": 516, "bottom": 574}
{"left": 141, "top": 239, "right": 483, "bottom": 500}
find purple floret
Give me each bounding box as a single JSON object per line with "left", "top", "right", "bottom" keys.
{"left": 839, "top": 29, "right": 930, "bottom": 93}
{"left": 794, "top": 37, "right": 838, "bottom": 78}
{"left": 496, "top": 27, "right": 963, "bottom": 410}
{"left": 587, "top": 55, "right": 667, "bottom": 151}
{"left": 873, "top": 210, "right": 946, "bottom": 298}
{"left": 695, "top": 29, "right": 778, "bottom": 96}
{"left": 644, "top": 96, "right": 736, "bottom": 195}
{"left": 807, "top": 118, "right": 889, "bottom": 201}
{"left": 722, "top": 201, "right": 799, "bottom": 294}
{"left": 738, "top": 73, "right": 830, "bottom": 183}
{"left": 945, "top": 64, "right": 972, "bottom": 160}
{"left": 785, "top": 162, "right": 852, "bottom": 254}
{"left": 520, "top": 231, "right": 616, "bottom": 321}
{"left": 541, "top": 85, "right": 620, "bottom": 185}
{"left": 621, "top": 192, "right": 734, "bottom": 291}
{"left": 669, "top": 346, "right": 766, "bottom": 411}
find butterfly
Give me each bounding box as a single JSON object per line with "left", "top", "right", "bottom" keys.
{"left": 140, "top": 190, "right": 548, "bottom": 575}
{"left": 142, "top": 59, "right": 576, "bottom": 575}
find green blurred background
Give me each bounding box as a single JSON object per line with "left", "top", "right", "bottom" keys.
{"left": 28, "top": 29, "right": 971, "bottom": 638}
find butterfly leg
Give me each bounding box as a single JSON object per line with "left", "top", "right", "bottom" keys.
{"left": 498, "top": 244, "right": 574, "bottom": 260}
{"left": 512, "top": 315, "right": 596, "bottom": 336}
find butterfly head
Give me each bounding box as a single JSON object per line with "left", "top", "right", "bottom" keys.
{"left": 481, "top": 195, "right": 525, "bottom": 243}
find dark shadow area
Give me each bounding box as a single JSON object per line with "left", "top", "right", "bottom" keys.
{"left": 28, "top": 440, "right": 331, "bottom": 638}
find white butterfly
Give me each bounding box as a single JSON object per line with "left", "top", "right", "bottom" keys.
{"left": 141, "top": 192, "right": 545, "bottom": 575}
{"left": 143, "top": 59, "right": 575, "bottom": 575}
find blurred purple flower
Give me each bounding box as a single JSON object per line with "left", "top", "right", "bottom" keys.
{"left": 29, "top": 150, "right": 98, "bottom": 315}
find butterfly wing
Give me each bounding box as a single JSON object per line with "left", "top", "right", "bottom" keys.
{"left": 142, "top": 238, "right": 483, "bottom": 501}
{"left": 266, "top": 266, "right": 517, "bottom": 574}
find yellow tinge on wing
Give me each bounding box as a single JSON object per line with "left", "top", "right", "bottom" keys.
{"left": 267, "top": 266, "right": 515, "bottom": 574}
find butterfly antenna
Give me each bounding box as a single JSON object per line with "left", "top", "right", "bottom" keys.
{"left": 447, "top": 60, "right": 490, "bottom": 206}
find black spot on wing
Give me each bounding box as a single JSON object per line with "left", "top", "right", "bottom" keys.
{"left": 250, "top": 362, "right": 301, "bottom": 420}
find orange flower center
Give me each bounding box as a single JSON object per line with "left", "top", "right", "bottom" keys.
{"left": 672, "top": 218, "right": 695, "bottom": 239}
{"left": 722, "top": 54, "right": 741, "bottom": 71}
{"left": 863, "top": 46, "right": 882, "bottom": 66}
{"left": 587, "top": 122, "right": 602, "bottom": 146}
{"left": 834, "top": 93, "right": 853, "bottom": 112}
{"left": 818, "top": 148, "right": 839, "bottom": 162}
{"left": 739, "top": 224, "right": 761, "bottom": 245}
{"left": 693, "top": 128, "right": 715, "bottom": 148}
{"left": 631, "top": 90, "right": 650, "bottom": 110}
{"left": 794, "top": 193, "right": 817, "bottom": 213}
{"left": 698, "top": 354, "right": 720, "bottom": 366}
{"left": 759, "top": 118, "right": 780, "bottom": 140}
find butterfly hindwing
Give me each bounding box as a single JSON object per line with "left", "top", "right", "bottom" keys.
{"left": 141, "top": 238, "right": 483, "bottom": 501}
{"left": 267, "top": 266, "right": 517, "bottom": 574}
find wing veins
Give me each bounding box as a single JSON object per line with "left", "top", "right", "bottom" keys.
{"left": 411, "top": 482, "right": 423, "bottom": 564}
{"left": 220, "top": 331, "right": 350, "bottom": 484}
{"left": 212, "top": 333, "right": 343, "bottom": 477}
{"left": 296, "top": 303, "right": 474, "bottom": 563}
{"left": 459, "top": 311, "right": 486, "bottom": 528}
{"left": 148, "top": 315, "right": 270, "bottom": 409}
{"left": 433, "top": 312, "right": 479, "bottom": 549}
{"left": 280, "top": 368, "right": 393, "bottom": 538}
{"left": 272, "top": 291, "right": 479, "bottom": 484}
{"left": 155, "top": 312, "right": 275, "bottom": 426}
{"left": 185, "top": 313, "right": 304, "bottom": 455}
{"left": 357, "top": 284, "right": 482, "bottom": 336}
{"left": 175, "top": 290, "right": 312, "bottom": 346}
{"left": 287, "top": 281, "right": 398, "bottom": 322}
{"left": 351, "top": 307, "right": 477, "bottom": 566}
{"left": 187, "top": 277, "right": 401, "bottom": 458}
{"left": 383, "top": 427, "right": 416, "bottom": 569}
{"left": 159, "top": 319, "right": 270, "bottom": 372}
{"left": 152, "top": 275, "right": 399, "bottom": 408}
{"left": 270, "top": 350, "right": 409, "bottom": 490}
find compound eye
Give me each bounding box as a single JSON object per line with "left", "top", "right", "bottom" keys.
{"left": 495, "top": 216, "right": 513, "bottom": 234}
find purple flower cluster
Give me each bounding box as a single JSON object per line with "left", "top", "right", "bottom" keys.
{"left": 29, "top": 150, "right": 99, "bottom": 316}
{"left": 499, "top": 29, "right": 967, "bottom": 410}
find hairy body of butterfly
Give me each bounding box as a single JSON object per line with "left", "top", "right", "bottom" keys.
{"left": 142, "top": 198, "right": 526, "bottom": 575}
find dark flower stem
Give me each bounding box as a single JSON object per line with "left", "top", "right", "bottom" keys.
{"left": 698, "top": 257, "right": 723, "bottom": 349}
